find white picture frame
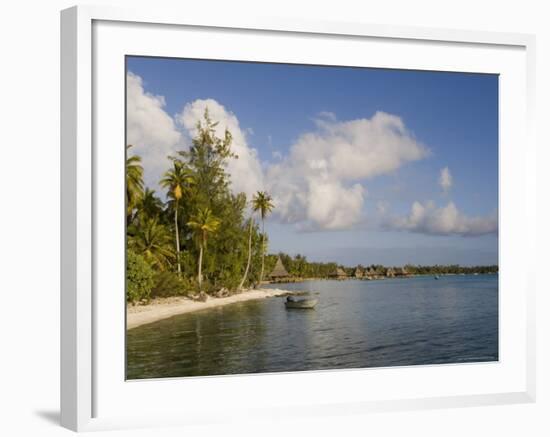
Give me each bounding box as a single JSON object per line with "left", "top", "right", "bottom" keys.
{"left": 60, "top": 5, "right": 536, "bottom": 432}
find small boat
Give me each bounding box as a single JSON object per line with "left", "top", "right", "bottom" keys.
{"left": 434, "top": 275, "right": 440, "bottom": 280}
{"left": 285, "top": 297, "right": 318, "bottom": 309}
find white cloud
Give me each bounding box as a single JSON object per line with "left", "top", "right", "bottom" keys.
{"left": 439, "top": 166, "right": 453, "bottom": 193}
{"left": 386, "top": 201, "right": 498, "bottom": 236}
{"left": 265, "top": 111, "right": 428, "bottom": 230}
{"left": 317, "top": 111, "right": 337, "bottom": 121}
{"left": 176, "top": 98, "right": 264, "bottom": 200}
{"left": 126, "top": 72, "right": 183, "bottom": 189}
{"left": 306, "top": 180, "right": 365, "bottom": 230}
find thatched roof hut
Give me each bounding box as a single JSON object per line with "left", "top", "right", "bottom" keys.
{"left": 269, "top": 257, "right": 290, "bottom": 279}
{"left": 386, "top": 267, "right": 395, "bottom": 278}
{"left": 366, "top": 267, "right": 376, "bottom": 277}
{"left": 395, "top": 267, "right": 409, "bottom": 276}
{"left": 353, "top": 267, "right": 364, "bottom": 278}
{"left": 330, "top": 267, "right": 348, "bottom": 279}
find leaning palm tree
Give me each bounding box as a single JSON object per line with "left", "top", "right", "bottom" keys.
{"left": 126, "top": 145, "right": 144, "bottom": 225}
{"left": 127, "top": 218, "right": 174, "bottom": 271}
{"left": 187, "top": 208, "right": 221, "bottom": 290}
{"left": 160, "top": 161, "right": 194, "bottom": 276}
{"left": 238, "top": 216, "right": 254, "bottom": 291}
{"left": 252, "top": 191, "right": 274, "bottom": 284}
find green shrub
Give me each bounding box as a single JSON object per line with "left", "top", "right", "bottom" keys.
{"left": 126, "top": 250, "right": 155, "bottom": 304}
{"left": 151, "top": 271, "right": 193, "bottom": 298}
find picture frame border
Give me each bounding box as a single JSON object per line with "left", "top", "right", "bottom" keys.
{"left": 60, "top": 5, "right": 536, "bottom": 432}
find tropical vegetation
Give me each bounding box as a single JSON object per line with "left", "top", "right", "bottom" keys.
{"left": 126, "top": 109, "right": 268, "bottom": 303}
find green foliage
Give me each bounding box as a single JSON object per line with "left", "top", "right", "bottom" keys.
{"left": 160, "top": 160, "right": 194, "bottom": 203}
{"left": 252, "top": 191, "right": 274, "bottom": 221}
{"left": 177, "top": 108, "right": 237, "bottom": 212}
{"left": 273, "top": 252, "right": 322, "bottom": 277}
{"left": 127, "top": 218, "right": 175, "bottom": 270}
{"left": 126, "top": 250, "right": 155, "bottom": 304}
{"left": 187, "top": 207, "right": 222, "bottom": 247}
{"left": 151, "top": 271, "right": 194, "bottom": 298}
{"left": 126, "top": 108, "right": 255, "bottom": 297}
{"left": 126, "top": 145, "right": 144, "bottom": 225}
{"left": 178, "top": 110, "right": 251, "bottom": 291}
{"left": 137, "top": 188, "right": 164, "bottom": 222}
{"left": 187, "top": 207, "right": 222, "bottom": 290}
{"left": 160, "top": 161, "right": 195, "bottom": 275}
{"left": 203, "top": 194, "right": 255, "bottom": 290}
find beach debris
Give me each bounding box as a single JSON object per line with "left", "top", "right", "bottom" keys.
{"left": 214, "top": 288, "right": 230, "bottom": 298}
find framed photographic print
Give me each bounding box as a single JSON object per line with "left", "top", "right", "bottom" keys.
{"left": 61, "top": 5, "right": 536, "bottom": 432}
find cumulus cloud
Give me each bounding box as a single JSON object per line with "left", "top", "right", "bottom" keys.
{"left": 306, "top": 180, "right": 365, "bottom": 230}
{"left": 126, "top": 72, "right": 183, "bottom": 189}
{"left": 265, "top": 112, "right": 429, "bottom": 230}
{"left": 176, "top": 98, "right": 264, "bottom": 199}
{"left": 439, "top": 166, "right": 453, "bottom": 193}
{"left": 385, "top": 201, "right": 498, "bottom": 236}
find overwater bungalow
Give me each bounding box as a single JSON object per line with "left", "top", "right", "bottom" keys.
{"left": 269, "top": 257, "right": 290, "bottom": 281}
{"left": 330, "top": 267, "right": 348, "bottom": 280}
{"left": 395, "top": 267, "right": 410, "bottom": 277}
{"left": 386, "top": 267, "right": 395, "bottom": 278}
{"left": 365, "top": 267, "right": 377, "bottom": 279}
{"left": 353, "top": 266, "right": 365, "bottom": 278}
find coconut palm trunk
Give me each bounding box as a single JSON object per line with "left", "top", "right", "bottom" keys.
{"left": 197, "top": 242, "right": 204, "bottom": 290}
{"left": 252, "top": 191, "right": 274, "bottom": 285}
{"left": 187, "top": 207, "right": 221, "bottom": 293}
{"left": 174, "top": 199, "right": 181, "bottom": 276}
{"left": 238, "top": 218, "right": 254, "bottom": 290}
{"left": 161, "top": 161, "right": 194, "bottom": 277}
{"left": 260, "top": 219, "right": 266, "bottom": 284}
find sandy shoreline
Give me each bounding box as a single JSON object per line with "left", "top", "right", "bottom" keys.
{"left": 127, "top": 288, "right": 293, "bottom": 330}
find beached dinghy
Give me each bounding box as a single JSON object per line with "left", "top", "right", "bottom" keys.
{"left": 285, "top": 296, "right": 318, "bottom": 309}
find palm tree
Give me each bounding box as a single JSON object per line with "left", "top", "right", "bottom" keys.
{"left": 138, "top": 188, "right": 163, "bottom": 221}
{"left": 128, "top": 218, "right": 174, "bottom": 270}
{"left": 160, "top": 161, "right": 194, "bottom": 276}
{"left": 126, "top": 145, "right": 144, "bottom": 225}
{"left": 238, "top": 216, "right": 254, "bottom": 291}
{"left": 187, "top": 208, "right": 221, "bottom": 290}
{"left": 252, "top": 191, "right": 274, "bottom": 284}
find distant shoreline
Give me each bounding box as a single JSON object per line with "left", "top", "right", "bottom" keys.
{"left": 127, "top": 288, "right": 294, "bottom": 330}
{"left": 269, "top": 272, "right": 498, "bottom": 284}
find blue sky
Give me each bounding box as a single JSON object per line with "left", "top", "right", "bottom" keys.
{"left": 126, "top": 56, "right": 498, "bottom": 266}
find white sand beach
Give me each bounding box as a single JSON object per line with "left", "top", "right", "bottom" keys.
{"left": 127, "top": 288, "right": 293, "bottom": 329}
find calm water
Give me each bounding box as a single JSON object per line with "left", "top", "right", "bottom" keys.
{"left": 126, "top": 275, "right": 498, "bottom": 379}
